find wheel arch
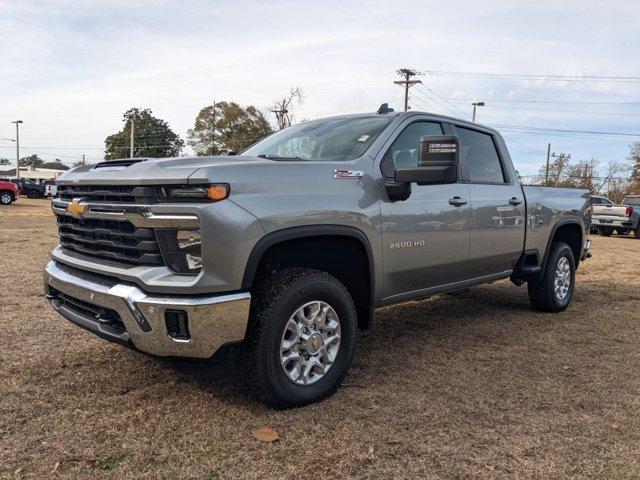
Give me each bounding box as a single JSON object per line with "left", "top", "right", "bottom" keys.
{"left": 543, "top": 220, "right": 583, "bottom": 269}
{"left": 242, "top": 225, "right": 375, "bottom": 329}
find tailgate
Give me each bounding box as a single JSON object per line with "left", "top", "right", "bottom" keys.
{"left": 592, "top": 205, "right": 628, "bottom": 219}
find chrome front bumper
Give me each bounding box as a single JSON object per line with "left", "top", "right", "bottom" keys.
{"left": 44, "top": 260, "right": 251, "bottom": 358}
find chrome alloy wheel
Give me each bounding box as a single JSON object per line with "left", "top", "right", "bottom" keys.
{"left": 0, "top": 192, "right": 11, "bottom": 204}
{"left": 279, "top": 300, "right": 341, "bottom": 385}
{"left": 554, "top": 256, "right": 571, "bottom": 301}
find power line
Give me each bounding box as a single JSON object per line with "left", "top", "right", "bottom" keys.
{"left": 445, "top": 98, "right": 640, "bottom": 106}
{"left": 491, "top": 125, "right": 640, "bottom": 137}
{"left": 418, "top": 69, "right": 640, "bottom": 83}
{"left": 450, "top": 102, "right": 640, "bottom": 118}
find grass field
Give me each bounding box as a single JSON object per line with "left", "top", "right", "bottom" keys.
{"left": 1, "top": 198, "right": 640, "bottom": 479}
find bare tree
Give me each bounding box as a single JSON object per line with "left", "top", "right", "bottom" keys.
{"left": 270, "top": 87, "right": 303, "bottom": 130}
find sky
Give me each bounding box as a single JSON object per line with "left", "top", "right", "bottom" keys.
{"left": 1, "top": 0, "right": 639, "bottom": 178}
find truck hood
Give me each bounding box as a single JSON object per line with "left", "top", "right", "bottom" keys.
{"left": 56, "top": 155, "right": 277, "bottom": 185}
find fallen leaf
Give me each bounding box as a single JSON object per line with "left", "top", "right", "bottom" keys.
{"left": 13, "top": 467, "right": 23, "bottom": 476}
{"left": 251, "top": 426, "right": 279, "bottom": 442}
{"left": 52, "top": 461, "right": 60, "bottom": 473}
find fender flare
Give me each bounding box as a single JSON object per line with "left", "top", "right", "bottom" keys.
{"left": 542, "top": 218, "right": 584, "bottom": 267}
{"left": 240, "top": 225, "right": 376, "bottom": 328}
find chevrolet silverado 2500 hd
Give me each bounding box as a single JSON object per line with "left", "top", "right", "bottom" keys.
{"left": 44, "top": 109, "right": 591, "bottom": 408}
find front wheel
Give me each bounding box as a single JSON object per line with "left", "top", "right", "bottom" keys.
{"left": 0, "top": 191, "right": 13, "bottom": 205}
{"left": 528, "top": 242, "right": 576, "bottom": 312}
{"left": 242, "top": 268, "right": 357, "bottom": 408}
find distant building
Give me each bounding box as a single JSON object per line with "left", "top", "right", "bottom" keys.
{"left": 0, "top": 167, "right": 67, "bottom": 183}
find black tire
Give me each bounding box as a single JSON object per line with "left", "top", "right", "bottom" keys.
{"left": 634, "top": 228, "right": 640, "bottom": 239}
{"left": 528, "top": 242, "right": 576, "bottom": 313}
{"left": 616, "top": 228, "right": 630, "bottom": 236}
{"left": 242, "top": 268, "right": 357, "bottom": 409}
{"left": 0, "top": 191, "right": 13, "bottom": 205}
{"left": 27, "top": 190, "right": 39, "bottom": 199}
{"left": 600, "top": 227, "right": 612, "bottom": 237}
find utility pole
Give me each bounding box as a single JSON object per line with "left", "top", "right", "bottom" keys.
{"left": 545, "top": 143, "right": 551, "bottom": 185}
{"left": 129, "top": 117, "right": 135, "bottom": 159}
{"left": 82, "top": 154, "right": 85, "bottom": 165}
{"left": 471, "top": 101, "right": 485, "bottom": 122}
{"left": 12, "top": 120, "right": 23, "bottom": 180}
{"left": 394, "top": 68, "right": 422, "bottom": 112}
{"left": 211, "top": 100, "right": 216, "bottom": 155}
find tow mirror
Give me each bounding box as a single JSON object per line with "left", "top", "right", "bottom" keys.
{"left": 395, "top": 135, "right": 459, "bottom": 185}
{"left": 384, "top": 135, "right": 460, "bottom": 202}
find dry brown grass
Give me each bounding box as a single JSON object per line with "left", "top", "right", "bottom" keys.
{"left": 1, "top": 198, "right": 640, "bottom": 479}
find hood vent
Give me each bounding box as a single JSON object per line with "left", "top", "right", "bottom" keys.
{"left": 93, "top": 158, "right": 151, "bottom": 170}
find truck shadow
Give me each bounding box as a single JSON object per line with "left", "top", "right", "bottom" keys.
{"left": 161, "top": 281, "right": 537, "bottom": 407}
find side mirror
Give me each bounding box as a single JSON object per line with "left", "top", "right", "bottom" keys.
{"left": 395, "top": 135, "right": 459, "bottom": 185}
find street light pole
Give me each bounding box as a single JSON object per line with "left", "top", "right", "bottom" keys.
{"left": 129, "top": 117, "right": 135, "bottom": 159}
{"left": 471, "top": 102, "right": 485, "bottom": 122}
{"left": 12, "top": 121, "right": 23, "bottom": 180}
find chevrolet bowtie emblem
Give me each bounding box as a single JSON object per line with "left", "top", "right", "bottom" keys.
{"left": 67, "top": 199, "right": 87, "bottom": 219}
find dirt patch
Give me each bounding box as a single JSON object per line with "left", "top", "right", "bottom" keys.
{"left": 1, "top": 198, "right": 639, "bottom": 479}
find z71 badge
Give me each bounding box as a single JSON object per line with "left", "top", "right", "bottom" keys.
{"left": 333, "top": 169, "right": 364, "bottom": 179}
{"left": 389, "top": 240, "right": 425, "bottom": 250}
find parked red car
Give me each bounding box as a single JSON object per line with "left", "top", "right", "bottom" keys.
{"left": 0, "top": 180, "right": 19, "bottom": 205}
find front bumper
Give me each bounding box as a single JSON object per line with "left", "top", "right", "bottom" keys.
{"left": 581, "top": 239, "right": 592, "bottom": 260}
{"left": 44, "top": 260, "right": 251, "bottom": 358}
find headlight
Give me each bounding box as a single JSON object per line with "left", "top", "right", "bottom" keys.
{"left": 156, "top": 229, "right": 202, "bottom": 274}
{"left": 157, "top": 184, "right": 229, "bottom": 202}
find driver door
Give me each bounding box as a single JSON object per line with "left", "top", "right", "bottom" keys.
{"left": 379, "top": 120, "right": 471, "bottom": 301}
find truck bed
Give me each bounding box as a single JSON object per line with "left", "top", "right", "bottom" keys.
{"left": 521, "top": 185, "right": 590, "bottom": 262}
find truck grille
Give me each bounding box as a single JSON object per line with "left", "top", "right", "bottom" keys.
{"left": 57, "top": 215, "right": 164, "bottom": 266}
{"left": 56, "top": 184, "right": 157, "bottom": 204}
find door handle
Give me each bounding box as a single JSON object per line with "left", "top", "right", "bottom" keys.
{"left": 509, "top": 197, "right": 523, "bottom": 206}
{"left": 449, "top": 196, "right": 468, "bottom": 207}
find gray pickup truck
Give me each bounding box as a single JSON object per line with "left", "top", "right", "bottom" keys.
{"left": 44, "top": 108, "right": 591, "bottom": 407}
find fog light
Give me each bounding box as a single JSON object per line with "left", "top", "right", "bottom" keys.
{"left": 165, "top": 310, "right": 190, "bottom": 341}
{"left": 156, "top": 229, "right": 202, "bottom": 274}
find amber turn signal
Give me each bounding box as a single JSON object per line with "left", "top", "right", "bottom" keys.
{"left": 206, "top": 184, "right": 229, "bottom": 201}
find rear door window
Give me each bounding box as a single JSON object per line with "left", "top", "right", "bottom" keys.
{"left": 456, "top": 127, "right": 506, "bottom": 183}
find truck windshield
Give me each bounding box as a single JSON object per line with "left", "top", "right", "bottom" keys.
{"left": 622, "top": 197, "right": 640, "bottom": 206}
{"left": 243, "top": 116, "right": 393, "bottom": 161}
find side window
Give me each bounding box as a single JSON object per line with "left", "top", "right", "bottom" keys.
{"left": 456, "top": 127, "right": 506, "bottom": 183}
{"left": 381, "top": 121, "right": 443, "bottom": 177}
{"left": 603, "top": 198, "right": 614, "bottom": 205}
{"left": 590, "top": 197, "right": 602, "bottom": 205}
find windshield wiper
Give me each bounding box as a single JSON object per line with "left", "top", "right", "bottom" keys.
{"left": 256, "top": 154, "right": 303, "bottom": 161}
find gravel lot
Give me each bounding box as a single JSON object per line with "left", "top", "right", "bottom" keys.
{"left": 1, "top": 198, "right": 640, "bottom": 479}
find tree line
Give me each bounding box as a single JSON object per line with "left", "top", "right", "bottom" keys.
{"left": 529, "top": 146, "right": 640, "bottom": 202}
{"left": 103, "top": 88, "right": 303, "bottom": 160}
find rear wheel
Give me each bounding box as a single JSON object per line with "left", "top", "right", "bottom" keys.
{"left": 242, "top": 268, "right": 357, "bottom": 408}
{"left": 616, "top": 228, "right": 630, "bottom": 236}
{"left": 27, "top": 190, "right": 39, "bottom": 199}
{"left": 599, "top": 227, "right": 612, "bottom": 237}
{"left": 528, "top": 242, "right": 576, "bottom": 313}
{"left": 635, "top": 228, "right": 640, "bottom": 239}
{"left": 0, "top": 191, "right": 13, "bottom": 205}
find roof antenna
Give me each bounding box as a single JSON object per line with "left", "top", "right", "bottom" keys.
{"left": 376, "top": 103, "right": 394, "bottom": 114}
